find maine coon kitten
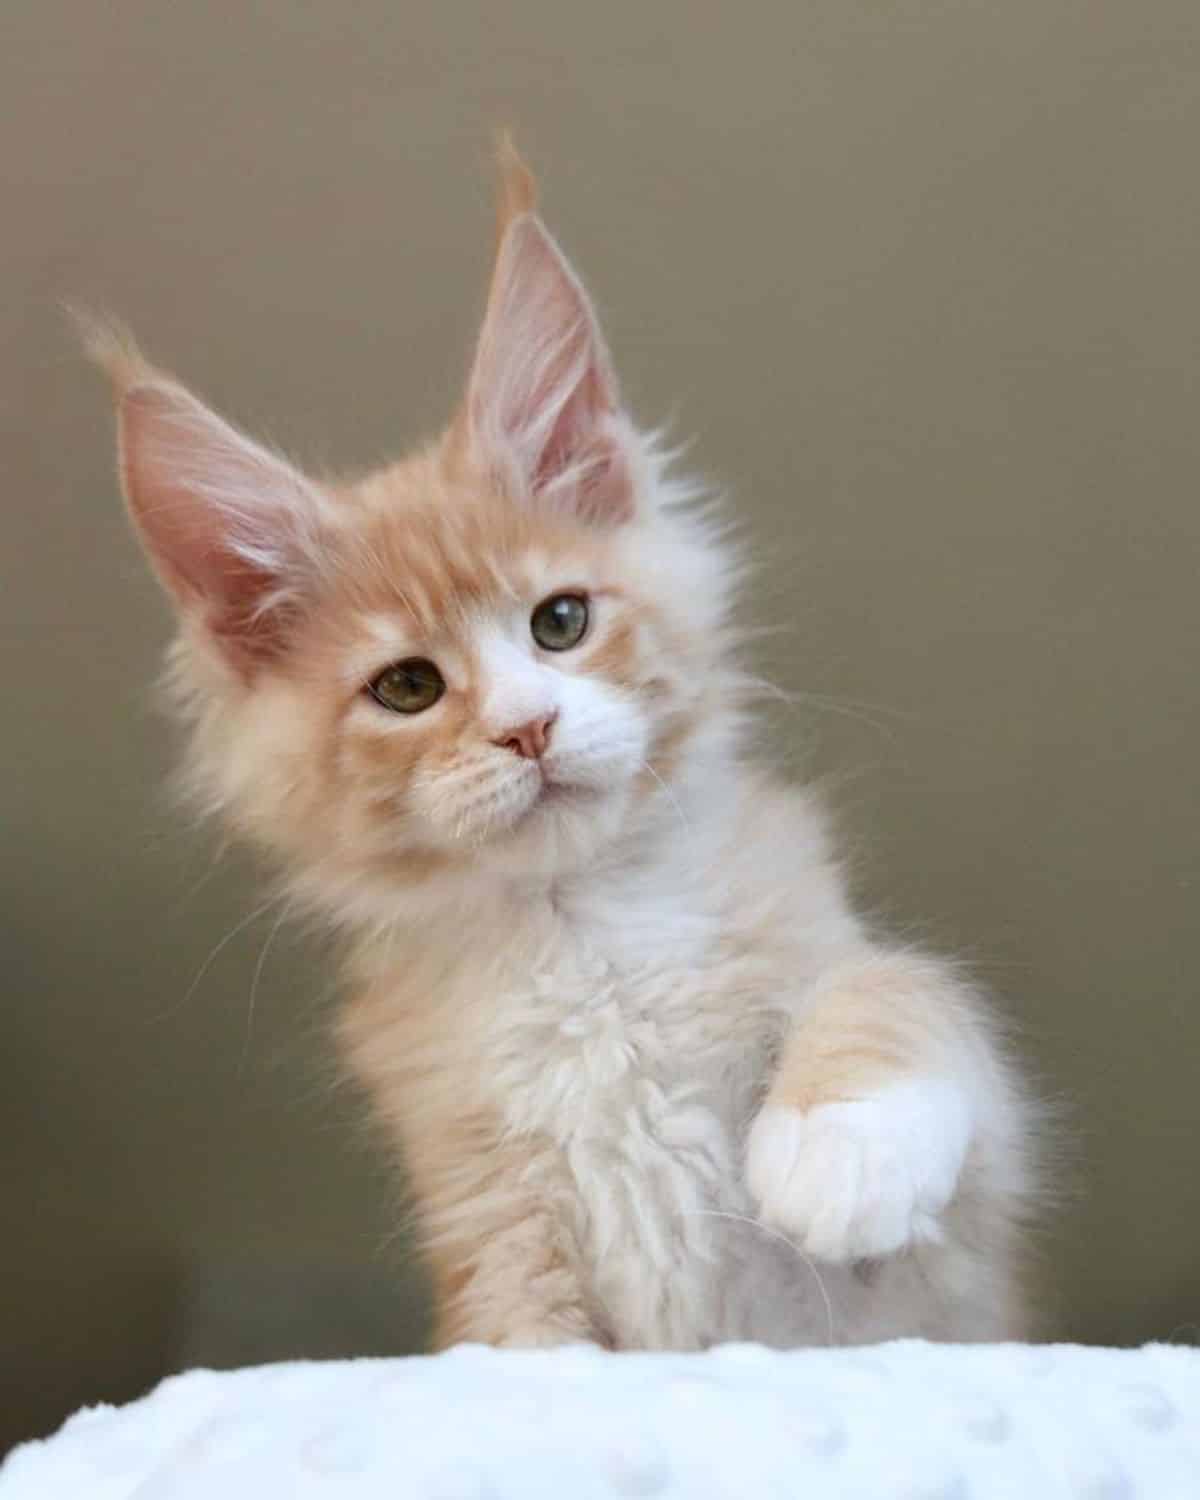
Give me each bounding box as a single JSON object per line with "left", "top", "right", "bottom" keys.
{"left": 90, "top": 142, "right": 1038, "bottom": 1350}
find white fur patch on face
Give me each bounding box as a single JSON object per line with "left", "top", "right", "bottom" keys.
{"left": 745, "top": 1078, "right": 973, "bottom": 1263}
{"left": 539, "top": 669, "right": 648, "bottom": 794}
{"left": 407, "top": 623, "right": 650, "bottom": 853}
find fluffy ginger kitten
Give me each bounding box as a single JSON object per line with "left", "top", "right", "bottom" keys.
{"left": 91, "top": 143, "right": 1037, "bottom": 1351}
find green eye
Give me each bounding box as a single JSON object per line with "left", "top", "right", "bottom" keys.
{"left": 531, "top": 593, "right": 589, "bottom": 652}
{"left": 367, "top": 658, "right": 445, "bottom": 714}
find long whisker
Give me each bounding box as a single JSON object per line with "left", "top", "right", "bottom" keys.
{"left": 160, "top": 894, "right": 282, "bottom": 1020}
{"left": 239, "top": 897, "right": 294, "bottom": 1072}
{"left": 679, "top": 1208, "right": 836, "bottom": 1346}
{"left": 639, "top": 758, "right": 691, "bottom": 836}
{"left": 744, "top": 676, "right": 909, "bottom": 743}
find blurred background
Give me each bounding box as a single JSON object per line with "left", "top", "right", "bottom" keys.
{"left": 4, "top": 0, "right": 1200, "bottom": 1453}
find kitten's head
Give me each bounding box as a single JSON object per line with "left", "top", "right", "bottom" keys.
{"left": 92, "top": 143, "right": 741, "bottom": 924}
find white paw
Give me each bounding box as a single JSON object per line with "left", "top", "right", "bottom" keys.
{"left": 745, "top": 1079, "right": 972, "bottom": 1262}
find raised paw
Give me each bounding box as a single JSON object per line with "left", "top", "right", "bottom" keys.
{"left": 744, "top": 1079, "right": 972, "bottom": 1263}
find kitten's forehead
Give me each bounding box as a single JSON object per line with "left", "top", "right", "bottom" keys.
{"left": 326, "top": 450, "right": 607, "bottom": 645}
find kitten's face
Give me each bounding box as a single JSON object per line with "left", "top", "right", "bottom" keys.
{"left": 282, "top": 466, "right": 701, "bottom": 891}
{"left": 95, "top": 144, "right": 734, "bottom": 915}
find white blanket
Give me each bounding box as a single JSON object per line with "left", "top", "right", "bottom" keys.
{"left": 4, "top": 1341, "right": 1198, "bottom": 1497}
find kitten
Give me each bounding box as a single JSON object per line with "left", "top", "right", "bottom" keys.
{"left": 90, "top": 141, "right": 1039, "bottom": 1350}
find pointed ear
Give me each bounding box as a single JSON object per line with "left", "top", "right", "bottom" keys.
{"left": 81, "top": 318, "right": 328, "bottom": 675}
{"left": 460, "top": 140, "right": 635, "bottom": 524}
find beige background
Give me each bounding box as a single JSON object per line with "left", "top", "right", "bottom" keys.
{"left": 4, "top": 0, "right": 1199, "bottom": 1452}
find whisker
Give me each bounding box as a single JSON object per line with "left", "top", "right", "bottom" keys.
{"left": 679, "top": 1208, "right": 836, "bottom": 1346}
{"left": 638, "top": 758, "right": 691, "bottom": 836}
{"left": 744, "top": 677, "right": 909, "bottom": 744}
{"left": 424, "top": 775, "right": 529, "bottom": 845}
{"left": 160, "top": 894, "right": 283, "bottom": 1020}
{"left": 169, "top": 854, "right": 227, "bottom": 914}
{"left": 413, "top": 758, "right": 514, "bottom": 801}
{"left": 240, "top": 898, "right": 294, "bottom": 1072}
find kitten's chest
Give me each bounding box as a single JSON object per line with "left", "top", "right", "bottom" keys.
{"left": 479, "top": 902, "right": 766, "bottom": 1147}
{"left": 472, "top": 900, "right": 784, "bottom": 1348}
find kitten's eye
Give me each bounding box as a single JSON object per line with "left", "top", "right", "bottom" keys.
{"left": 531, "top": 593, "right": 589, "bottom": 652}
{"left": 367, "top": 658, "right": 445, "bottom": 714}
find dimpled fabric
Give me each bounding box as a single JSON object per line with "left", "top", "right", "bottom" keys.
{"left": 4, "top": 1340, "right": 1198, "bottom": 1498}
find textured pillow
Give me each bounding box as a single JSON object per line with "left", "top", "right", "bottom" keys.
{"left": 4, "top": 1340, "right": 1198, "bottom": 1498}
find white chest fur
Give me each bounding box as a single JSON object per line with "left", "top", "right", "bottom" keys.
{"left": 469, "top": 887, "right": 792, "bottom": 1348}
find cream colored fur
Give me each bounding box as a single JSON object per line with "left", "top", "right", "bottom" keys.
{"left": 93, "top": 144, "right": 1040, "bottom": 1352}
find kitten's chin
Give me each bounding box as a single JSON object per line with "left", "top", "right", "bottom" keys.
{"left": 489, "top": 764, "right": 617, "bottom": 837}
{"left": 495, "top": 772, "right": 609, "bottom": 846}
{"left": 472, "top": 770, "right": 635, "bottom": 876}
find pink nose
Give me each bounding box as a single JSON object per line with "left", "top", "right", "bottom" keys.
{"left": 494, "top": 713, "right": 557, "bottom": 760}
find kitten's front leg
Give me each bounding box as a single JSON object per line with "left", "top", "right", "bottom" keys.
{"left": 745, "top": 949, "right": 1027, "bottom": 1264}
{"left": 340, "top": 998, "right": 603, "bottom": 1351}
{"left": 412, "top": 1127, "right": 604, "bottom": 1352}
{"left": 429, "top": 1207, "right": 603, "bottom": 1351}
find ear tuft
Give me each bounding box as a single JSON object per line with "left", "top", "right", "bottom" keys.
{"left": 494, "top": 130, "right": 538, "bottom": 244}
{"left": 462, "top": 149, "right": 635, "bottom": 525}
{"left": 69, "top": 305, "right": 156, "bottom": 396}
